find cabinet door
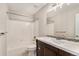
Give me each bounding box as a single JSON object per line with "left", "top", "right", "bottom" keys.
{"left": 44, "top": 47, "right": 56, "bottom": 56}
{"left": 37, "top": 45, "right": 44, "bottom": 56}
{"left": 36, "top": 40, "right": 44, "bottom": 56}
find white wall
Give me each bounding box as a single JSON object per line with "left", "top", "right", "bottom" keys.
{"left": 46, "top": 23, "right": 54, "bottom": 35}
{"left": 0, "top": 3, "right": 8, "bottom": 33}
{"left": 34, "top": 4, "right": 48, "bottom": 36}
{"left": 33, "top": 20, "right": 39, "bottom": 37}
{"left": 7, "top": 20, "right": 35, "bottom": 50}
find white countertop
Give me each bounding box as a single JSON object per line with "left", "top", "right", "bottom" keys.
{"left": 37, "top": 37, "right": 79, "bottom": 56}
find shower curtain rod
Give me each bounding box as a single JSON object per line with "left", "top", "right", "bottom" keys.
{"left": 7, "top": 11, "right": 33, "bottom": 18}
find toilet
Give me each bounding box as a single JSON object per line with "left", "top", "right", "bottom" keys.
{"left": 22, "top": 44, "right": 36, "bottom": 56}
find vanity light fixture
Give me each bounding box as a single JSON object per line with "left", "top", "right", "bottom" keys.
{"left": 48, "top": 3, "right": 64, "bottom": 12}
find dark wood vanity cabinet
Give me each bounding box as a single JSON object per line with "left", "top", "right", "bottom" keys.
{"left": 36, "top": 40, "right": 75, "bottom": 56}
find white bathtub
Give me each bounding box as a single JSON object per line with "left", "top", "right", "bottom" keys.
{"left": 7, "top": 44, "right": 36, "bottom": 56}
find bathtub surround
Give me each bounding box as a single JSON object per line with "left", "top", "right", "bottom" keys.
{"left": 7, "top": 20, "right": 37, "bottom": 56}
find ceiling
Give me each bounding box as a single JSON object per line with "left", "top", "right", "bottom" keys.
{"left": 7, "top": 3, "right": 46, "bottom": 17}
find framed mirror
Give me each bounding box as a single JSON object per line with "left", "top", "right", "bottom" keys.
{"left": 75, "top": 14, "right": 79, "bottom": 39}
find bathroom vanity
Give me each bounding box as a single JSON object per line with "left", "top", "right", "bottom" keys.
{"left": 36, "top": 37, "right": 79, "bottom": 56}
